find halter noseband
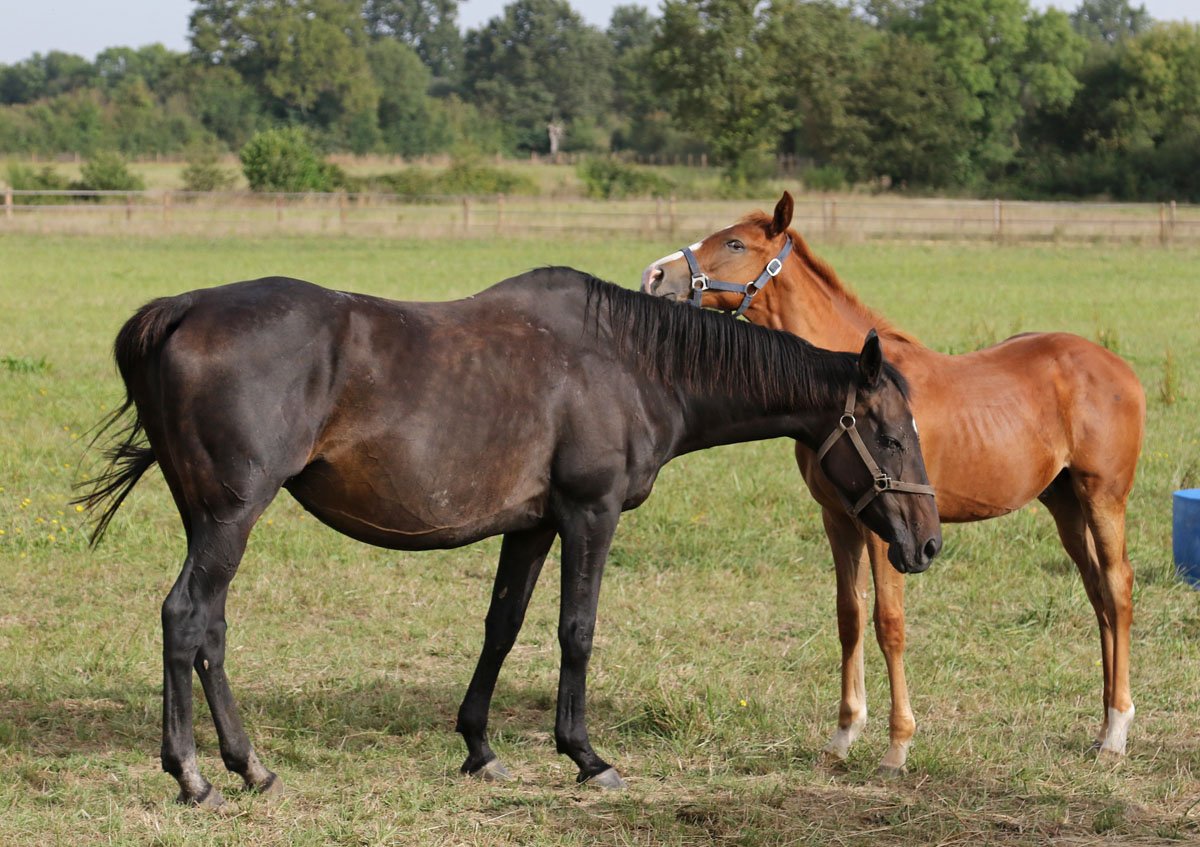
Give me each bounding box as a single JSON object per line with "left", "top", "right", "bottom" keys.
{"left": 682, "top": 238, "right": 793, "bottom": 318}
{"left": 815, "top": 384, "right": 937, "bottom": 518}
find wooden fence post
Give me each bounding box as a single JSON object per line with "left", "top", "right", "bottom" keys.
{"left": 830, "top": 200, "right": 838, "bottom": 236}
{"left": 462, "top": 197, "right": 471, "bottom": 233}
{"left": 993, "top": 198, "right": 1003, "bottom": 241}
{"left": 125, "top": 193, "right": 133, "bottom": 223}
{"left": 275, "top": 195, "right": 283, "bottom": 225}
{"left": 1159, "top": 203, "right": 1168, "bottom": 246}
{"left": 497, "top": 194, "right": 505, "bottom": 233}
{"left": 656, "top": 196, "right": 664, "bottom": 232}
{"left": 1170, "top": 200, "right": 1177, "bottom": 245}
{"left": 668, "top": 194, "right": 677, "bottom": 235}
{"left": 162, "top": 190, "right": 171, "bottom": 225}
{"left": 4, "top": 186, "right": 11, "bottom": 220}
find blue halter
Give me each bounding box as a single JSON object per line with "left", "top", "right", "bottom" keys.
{"left": 682, "top": 238, "right": 793, "bottom": 318}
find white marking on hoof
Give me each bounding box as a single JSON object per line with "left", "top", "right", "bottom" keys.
{"left": 582, "top": 767, "right": 626, "bottom": 790}
{"left": 469, "top": 758, "right": 513, "bottom": 783}
{"left": 1099, "top": 705, "right": 1134, "bottom": 757}
{"left": 877, "top": 740, "right": 911, "bottom": 774}
{"left": 822, "top": 713, "right": 867, "bottom": 761}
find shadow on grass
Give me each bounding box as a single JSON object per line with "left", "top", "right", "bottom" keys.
{"left": 0, "top": 674, "right": 569, "bottom": 759}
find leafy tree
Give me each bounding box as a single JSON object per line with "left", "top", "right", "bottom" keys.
{"left": 463, "top": 0, "right": 614, "bottom": 153}
{"left": 363, "top": 0, "right": 463, "bottom": 83}
{"left": 190, "top": 0, "right": 380, "bottom": 143}
{"left": 240, "top": 126, "right": 340, "bottom": 191}
{"left": 76, "top": 151, "right": 145, "bottom": 190}
{"left": 367, "top": 40, "right": 447, "bottom": 155}
{"left": 839, "top": 35, "right": 974, "bottom": 187}
{"left": 0, "top": 51, "right": 95, "bottom": 104}
{"left": 1071, "top": 0, "right": 1152, "bottom": 44}
{"left": 650, "top": 0, "right": 786, "bottom": 182}
{"left": 764, "top": 0, "right": 877, "bottom": 167}
{"left": 182, "top": 142, "right": 238, "bottom": 191}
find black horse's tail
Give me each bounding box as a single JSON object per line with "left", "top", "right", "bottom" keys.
{"left": 74, "top": 293, "right": 195, "bottom": 546}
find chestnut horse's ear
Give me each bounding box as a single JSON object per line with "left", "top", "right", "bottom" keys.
{"left": 859, "top": 329, "right": 883, "bottom": 388}
{"left": 768, "top": 191, "right": 794, "bottom": 237}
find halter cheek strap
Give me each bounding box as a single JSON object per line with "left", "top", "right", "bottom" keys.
{"left": 683, "top": 238, "right": 793, "bottom": 318}
{"left": 815, "top": 385, "right": 937, "bottom": 517}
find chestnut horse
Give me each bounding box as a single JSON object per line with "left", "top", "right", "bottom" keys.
{"left": 78, "top": 268, "right": 941, "bottom": 807}
{"left": 642, "top": 194, "right": 1145, "bottom": 773}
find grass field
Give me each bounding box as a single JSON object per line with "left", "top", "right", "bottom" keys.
{"left": 2, "top": 232, "right": 1199, "bottom": 845}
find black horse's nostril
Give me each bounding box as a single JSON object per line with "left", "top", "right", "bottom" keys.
{"left": 922, "top": 536, "right": 941, "bottom": 564}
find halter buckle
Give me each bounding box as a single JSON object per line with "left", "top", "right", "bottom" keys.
{"left": 766, "top": 258, "right": 783, "bottom": 277}
{"left": 874, "top": 474, "right": 892, "bottom": 492}
{"left": 691, "top": 273, "right": 709, "bottom": 291}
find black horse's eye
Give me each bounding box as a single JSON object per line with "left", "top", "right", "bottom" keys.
{"left": 726, "top": 239, "right": 745, "bottom": 252}
{"left": 879, "top": 435, "right": 903, "bottom": 453}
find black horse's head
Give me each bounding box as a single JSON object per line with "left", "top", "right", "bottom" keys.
{"left": 815, "top": 332, "right": 941, "bottom": 574}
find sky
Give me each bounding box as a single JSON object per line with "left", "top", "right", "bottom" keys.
{"left": 0, "top": 0, "right": 1196, "bottom": 65}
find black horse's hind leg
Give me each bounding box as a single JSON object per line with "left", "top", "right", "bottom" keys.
{"left": 195, "top": 587, "right": 280, "bottom": 796}
{"left": 457, "top": 526, "right": 557, "bottom": 780}
{"left": 554, "top": 503, "right": 624, "bottom": 788}
{"left": 161, "top": 512, "right": 264, "bottom": 807}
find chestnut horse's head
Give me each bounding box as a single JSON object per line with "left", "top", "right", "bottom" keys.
{"left": 642, "top": 192, "right": 796, "bottom": 317}
{"left": 823, "top": 331, "right": 940, "bottom": 574}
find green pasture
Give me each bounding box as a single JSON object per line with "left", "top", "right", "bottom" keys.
{"left": 1, "top": 232, "right": 1198, "bottom": 845}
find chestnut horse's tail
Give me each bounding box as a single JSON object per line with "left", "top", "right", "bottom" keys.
{"left": 74, "top": 293, "right": 195, "bottom": 546}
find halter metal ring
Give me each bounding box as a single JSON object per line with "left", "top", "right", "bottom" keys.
{"left": 691, "top": 274, "right": 709, "bottom": 291}
{"left": 839, "top": 413, "right": 856, "bottom": 430}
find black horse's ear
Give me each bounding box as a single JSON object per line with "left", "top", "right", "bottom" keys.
{"left": 769, "top": 191, "right": 794, "bottom": 237}
{"left": 859, "top": 329, "right": 883, "bottom": 388}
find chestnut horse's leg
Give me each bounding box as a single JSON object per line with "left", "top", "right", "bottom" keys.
{"left": 1039, "top": 480, "right": 1115, "bottom": 747}
{"left": 1075, "top": 488, "right": 1135, "bottom": 756}
{"left": 868, "top": 534, "right": 915, "bottom": 776}
{"left": 456, "top": 526, "right": 558, "bottom": 780}
{"left": 820, "top": 507, "right": 871, "bottom": 763}
{"left": 161, "top": 512, "right": 263, "bottom": 808}
{"left": 553, "top": 503, "right": 624, "bottom": 788}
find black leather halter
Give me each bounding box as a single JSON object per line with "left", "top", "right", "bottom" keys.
{"left": 682, "top": 238, "right": 793, "bottom": 318}
{"left": 816, "top": 384, "right": 937, "bottom": 517}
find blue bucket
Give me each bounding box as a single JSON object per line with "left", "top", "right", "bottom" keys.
{"left": 1172, "top": 490, "right": 1200, "bottom": 588}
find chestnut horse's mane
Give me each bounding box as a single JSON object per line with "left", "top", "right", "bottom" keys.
{"left": 739, "top": 211, "right": 922, "bottom": 347}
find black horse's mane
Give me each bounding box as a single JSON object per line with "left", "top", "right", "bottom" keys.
{"left": 570, "top": 271, "right": 907, "bottom": 411}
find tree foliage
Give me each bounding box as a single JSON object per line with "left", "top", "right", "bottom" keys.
{"left": 0, "top": 0, "right": 1198, "bottom": 200}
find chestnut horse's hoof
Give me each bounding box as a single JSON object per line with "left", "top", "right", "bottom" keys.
{"left": 178, "top": 784, "right": 227, "bottom": 811}
{"left": 466, "top": 758, "right": 514, "bottom": 783}
{"left": 875, "top": 764, "right": 907, "bottom": 780}
{"left": 580, "top": 767, "right": 627, "bottom": 790}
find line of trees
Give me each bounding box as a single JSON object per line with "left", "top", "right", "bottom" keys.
{"left": 1, "top": 0, "right": 1197, "bottom": 200}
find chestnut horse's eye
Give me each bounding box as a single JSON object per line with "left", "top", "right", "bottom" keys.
{"left": 726, "top": 240, "right": 745, "bottom": 252}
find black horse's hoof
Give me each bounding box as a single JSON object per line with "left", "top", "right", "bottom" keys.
{"left": 580, "top": 767, "right": 626, "bottom": 790}
{"left": 178, "top": 784, "right": 227, "bottom": 811}
{"left": 248, "top": 772, "right": 285, "bottom": 799}
{"left": 465, "top": 758, "right": 514, "bottom": 783}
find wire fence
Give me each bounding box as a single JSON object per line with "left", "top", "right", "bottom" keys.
{"left": 3, "top": 188, "right": 1198, "bottom": 245}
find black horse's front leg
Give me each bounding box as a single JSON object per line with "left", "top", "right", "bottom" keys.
{"left": 456, "top": 526, "right": 557, "bottom": 780}
{"left": 553, "top": 502, "right": 626, "bottom": 789}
